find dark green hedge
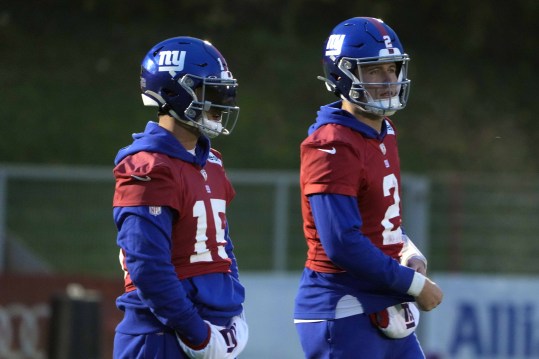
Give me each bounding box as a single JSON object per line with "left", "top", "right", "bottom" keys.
{"left": 1, "top": 0, "right": 537, "bottom": 172}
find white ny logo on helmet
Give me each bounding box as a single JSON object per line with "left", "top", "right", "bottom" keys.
{"left": 325, "top": 34, "right": 346, "bottom": 56}
{"left": 158, "top": 50, "right": 186, "bottom": 72}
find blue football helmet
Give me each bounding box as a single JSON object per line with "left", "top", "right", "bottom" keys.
{"left": 140, "top": 36, "right": 239, "bottom": 138}
{"left": 319, "top": 17, "right": 411, "bottom": 116}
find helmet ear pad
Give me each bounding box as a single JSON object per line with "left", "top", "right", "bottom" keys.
{"left": 160, "top": 79, "right": 198, "bottom": 120}
{"left": 140, "top": 67, "right": 192, "bottom": 120}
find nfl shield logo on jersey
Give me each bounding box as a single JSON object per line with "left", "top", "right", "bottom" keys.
{"left": 200, "top": 169, "right": 208, "bottom": 181}
{"left": 149, "top": 206, "right": 162, "bottom": 216}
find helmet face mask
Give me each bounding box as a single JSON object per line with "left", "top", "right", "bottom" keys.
{"left": 339, "top": 55, "right": 410, "bottom": 116}
{"left": 320, "top": 17, "right": 411, "bottom": 116}
{"left": 181, "top": 75, "right": 239, "bottom": 138}
{"left": 140, "top": 37, "right": 239, "bottom": 138}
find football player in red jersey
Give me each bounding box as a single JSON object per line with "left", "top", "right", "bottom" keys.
{"left": 112, "top": 37, "right": 247, "bottom": 359}
{"left": 294, "top": 17, "right": 443, "bottom": 358}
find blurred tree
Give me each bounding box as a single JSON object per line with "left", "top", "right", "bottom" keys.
{"left": 0, "top": 0, "right": 536, "bottom": 172}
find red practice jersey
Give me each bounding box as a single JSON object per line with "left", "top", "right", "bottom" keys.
{"left": 113, "top": 149, "right": 235, "bottom": 290}
{"left": 301, "top": 120, "right": 404, "bottom": 273}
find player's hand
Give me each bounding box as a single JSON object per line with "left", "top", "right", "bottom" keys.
{"left": 415, "top": 277, "right": 443, "bottom": 312}
{"left": 176, "top": 315, "right": 248, "bottom": 359}
{"left": 226, "top": 315, "right": 249, "bottom": 358}
{"left": 406, "top": 257, "right": 427, "bottom": 276}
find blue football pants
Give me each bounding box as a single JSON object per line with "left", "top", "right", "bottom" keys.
{"left": 295, "top": 314, "right": 425, "bottom": 359}
{"left": 113, "top": 331, "right": 189, "bottom": 359}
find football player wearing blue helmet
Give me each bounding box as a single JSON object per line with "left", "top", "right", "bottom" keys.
{"left": 140, "top": 36, "right": 240, "bottom": 138}
{"left": 112, "top": 37, "right": 248, "bottom": 359}
{"left": 294, "top": 17, "right": 443, "bottom": 359}
{"left": 318, "top": 17, "right": 411, "bottom": 117}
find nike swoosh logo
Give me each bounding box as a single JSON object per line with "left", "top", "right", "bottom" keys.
{"left": 317, "top": 147, "right": 336, "bottom": 155}
{"left": 131, "top": 175, "right": 152, "bottom": 181}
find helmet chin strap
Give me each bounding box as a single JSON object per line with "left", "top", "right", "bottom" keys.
{"left": 199, "top": 112, "right": 226, "bottom": 138}
{"left": 348, "top": 87, "right": 401, "bottom": 116}
{"left": 170, "top": 112, "right": 226, "bottom": 139}
{"left": 364, "top": 95, "right": 401, "bottom": 116}
{"left": 344, "top": 96, "right": 399, "bottom": 117}
{"left": 317, "top": 76, "right": 338, "bottom": 94}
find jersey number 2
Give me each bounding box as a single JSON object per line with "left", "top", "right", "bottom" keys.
{"left": 381, "top": 174, "right": 403, "bottom": 245}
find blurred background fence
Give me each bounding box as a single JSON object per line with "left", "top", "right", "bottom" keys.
{"left": 1, "top": 164, "right": 538, "bottom": 276}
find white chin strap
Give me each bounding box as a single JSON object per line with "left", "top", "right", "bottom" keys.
{"left": 364, "top": 95, "right": 402, "bottom": 116}
{"left": 199, "top": 113, "right": 226, "bottom": 138}
{"left": 164, "top": 107, "right": 226, "bottom": 139}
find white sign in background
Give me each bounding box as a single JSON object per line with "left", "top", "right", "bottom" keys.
{"left": 422, "top": 274, "right": 539, "bottom": 359}
{"left": 241, "top": 273, "right": 539, "bottom": 359}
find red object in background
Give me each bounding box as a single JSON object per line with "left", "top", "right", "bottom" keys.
{"left": 0, "top": 274, "right": 123, "bottom": 359}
